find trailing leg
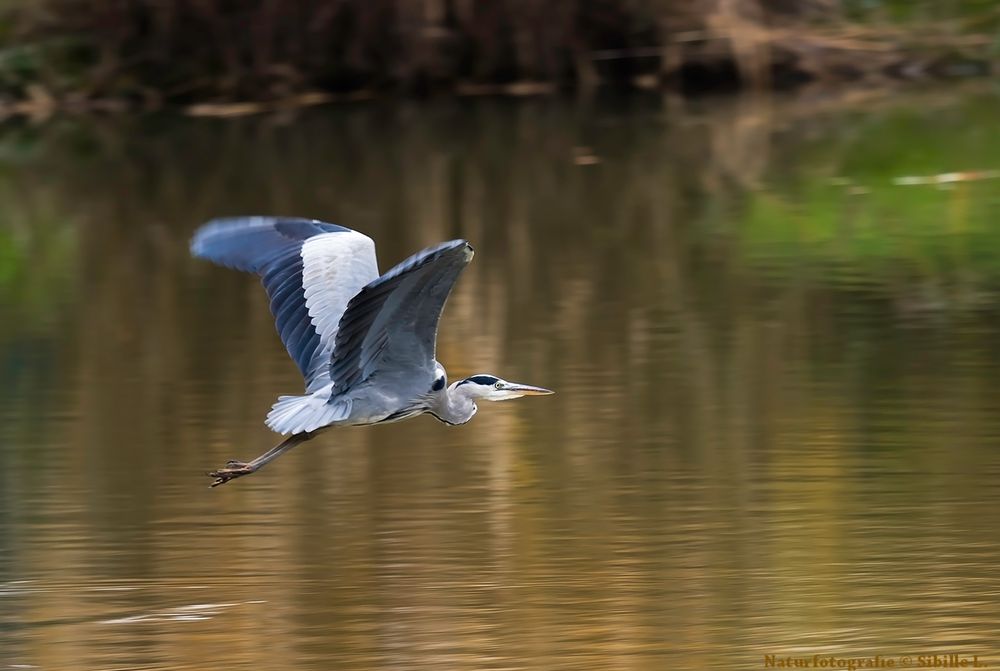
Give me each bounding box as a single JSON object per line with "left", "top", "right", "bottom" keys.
{"left": 208, "top": 431, "right": 315, "bottom": 487}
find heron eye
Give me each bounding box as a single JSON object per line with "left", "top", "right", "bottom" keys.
{"left": 494, "top": 382, "right": 503, "bottom": 390}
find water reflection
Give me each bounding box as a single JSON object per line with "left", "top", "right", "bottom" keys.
{"left": 2, "top": 89, "right": 1000, "bottom": 670}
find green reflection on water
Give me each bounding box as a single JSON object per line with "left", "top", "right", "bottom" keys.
{"left": 1, "top": 89, "right": 1000, "bottom": 670}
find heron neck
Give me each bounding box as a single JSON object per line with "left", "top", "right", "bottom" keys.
{"left": 433, "top": 384, "right": 478, "bottom": 425}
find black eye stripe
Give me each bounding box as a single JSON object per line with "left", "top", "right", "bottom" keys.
{"left": 458, "top": 375, "right": 499, "bottom": 387}
{"left": 431, "top": 376, "right": 445, "bottom": 391}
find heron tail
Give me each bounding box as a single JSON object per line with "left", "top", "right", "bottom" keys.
{"left": 266, "top": 392, "right": 351, "bottom": 435}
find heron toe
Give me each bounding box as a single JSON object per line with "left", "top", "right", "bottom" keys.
{"left": 208, "top": 461, "right": 255, "bottom": 487}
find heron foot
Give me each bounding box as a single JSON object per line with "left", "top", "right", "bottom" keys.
{"left": 208, "top": 460, "right": 256, "bottom": 488}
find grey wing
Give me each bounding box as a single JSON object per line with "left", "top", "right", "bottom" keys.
{"left": 328, "top": 239, "right": 474, "bottom": 403}
{"left": 190, "top": 217, "right": 380, "bottom": 392}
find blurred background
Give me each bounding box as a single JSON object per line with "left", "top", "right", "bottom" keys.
{"left": 0, "top": 0, "right": 997, "bottom": 110}
{"left": 2, "top": 2, "right": 1000, "bottom": 670}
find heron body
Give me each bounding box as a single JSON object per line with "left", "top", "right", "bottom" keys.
{"left": 190, "top": 217, "right": 552, "bottom": 486}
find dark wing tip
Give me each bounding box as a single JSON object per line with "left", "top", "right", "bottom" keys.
{"left": 429, "top": 239, "right": 474, "bottom": 271}
{"left": 442, "top": 239, "right": 474, "bottom": 263}
{"left": 191, "top": 216, "right": 349, "bottom": 243}
{"left": 189, "top": 217, "right": 269, "bottom": 261}
{"left": 369, "top": 239, "right": 472, "bottom": 284}
{"left": 189, "top": 218, "right": 227, "bottom": 257}
{"left": 189, "top": 216, "right": 355, "bottom": 270}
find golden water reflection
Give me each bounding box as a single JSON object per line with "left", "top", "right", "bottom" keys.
{"left": 2, "top": 91, "right": 1000, "bottom": 670}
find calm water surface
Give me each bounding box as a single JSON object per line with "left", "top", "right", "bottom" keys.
{"left": 2, "top": 89, "right": 1000, "bottom": 670}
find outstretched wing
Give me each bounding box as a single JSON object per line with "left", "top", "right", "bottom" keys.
{"left": 328, "top": 239, "right": 474, "bottom": 399}
{"left": 190, "top": 217, "right": 380, "bottom": 392}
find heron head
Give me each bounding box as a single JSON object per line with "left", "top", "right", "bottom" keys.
{"left": 453, "top": 374, "right": 554, "bottom": 402}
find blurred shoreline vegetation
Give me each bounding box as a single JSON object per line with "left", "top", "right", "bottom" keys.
{"left": 0, "top": 0, "right": 994, "bottom": 116}
{"left": 1, "top": 87, "right": 999, "bottom": 324}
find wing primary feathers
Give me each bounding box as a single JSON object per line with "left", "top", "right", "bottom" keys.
{"left": 190, "top": 216, "right": 380, "bottom": 392}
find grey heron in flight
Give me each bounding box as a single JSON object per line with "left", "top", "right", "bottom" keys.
{"left": 191, "top": 217, "right": 553, "bottom": 487}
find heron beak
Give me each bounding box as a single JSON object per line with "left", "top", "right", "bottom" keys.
{"left": 508, "top": 383, "right": 554, "bottom": 396}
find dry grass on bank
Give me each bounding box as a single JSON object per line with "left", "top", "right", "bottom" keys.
{"left": 0, "top": 0, "right": 993, "bottom": 116}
